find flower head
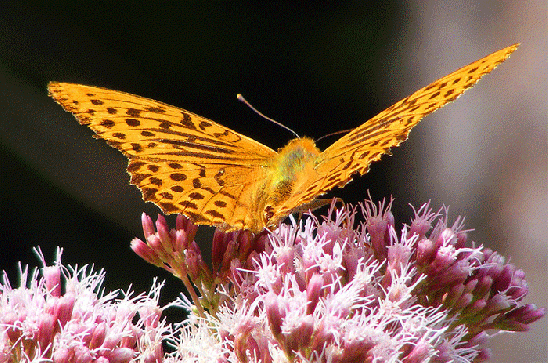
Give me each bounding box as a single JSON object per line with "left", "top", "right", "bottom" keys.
{"left": 136, "top": 200, "right": 544, "bottom": 362}
{"left": 4, "top": 198, "right": 543, "bottom": 362}
{"left": 0, "top": 248, "right": 170, "bottom": 363}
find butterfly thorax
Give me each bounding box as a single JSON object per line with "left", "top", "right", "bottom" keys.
{"left": 254, "top": 137, "right": 321, "bottom": 228}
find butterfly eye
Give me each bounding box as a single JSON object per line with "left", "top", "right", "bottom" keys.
{"left": 264, "top": 206, "right": 275, "bottom": 224}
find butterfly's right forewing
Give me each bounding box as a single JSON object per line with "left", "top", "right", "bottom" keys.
{"left": 297, "top": 44, "right": 519, "bottom": 205}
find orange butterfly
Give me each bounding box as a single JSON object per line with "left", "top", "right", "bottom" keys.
{"left": 49, "top": 44, "right": 518, "bottom": 232}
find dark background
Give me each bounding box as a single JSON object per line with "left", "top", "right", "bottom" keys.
{"left": 0, "top": 2, "right": 545, "bottom": 361}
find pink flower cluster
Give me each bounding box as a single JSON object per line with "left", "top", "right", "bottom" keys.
{"left": 1, "top": 199, "right": 543, "bottom": 362}
{"left": 130, "top": 200, "right": 544, "bottom": 362}
{"left": 0, "top": 248, "right": 168, "bottom": 363}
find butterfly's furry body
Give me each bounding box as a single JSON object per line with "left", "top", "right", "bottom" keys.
{"left": 253, "top": 138, "right": 325, "bottom": 230}
{"left": 48, "top": 44, "right": 518, "bottom": 232}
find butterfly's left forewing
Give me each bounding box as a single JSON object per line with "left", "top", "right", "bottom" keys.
{"left": 48, "top": 83, "right": 276, "bottom": 230}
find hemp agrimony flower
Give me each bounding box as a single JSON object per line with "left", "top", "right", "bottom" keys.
{"left": 131, "top": 200, "right": 544, "bottom": 362}
{"left": 1, "top": 200, "right": 543, "bottom": 362}
{"left": 0, "top": 248, "right": 170, "bottom": 363}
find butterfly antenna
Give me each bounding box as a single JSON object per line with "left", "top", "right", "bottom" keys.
{"left": 316, "top": 129, "right": 352, "bottom": 143}
{"left": 237, "top": 94, "right": 300, "bottom": 138}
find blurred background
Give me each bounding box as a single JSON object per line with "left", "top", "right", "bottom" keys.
{"left": 0, "top": 2, "right": 545, "bottom": 361}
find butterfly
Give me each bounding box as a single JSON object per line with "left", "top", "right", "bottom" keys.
{"left": 48, "top": 44, "right": 518, "bottom": 232}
